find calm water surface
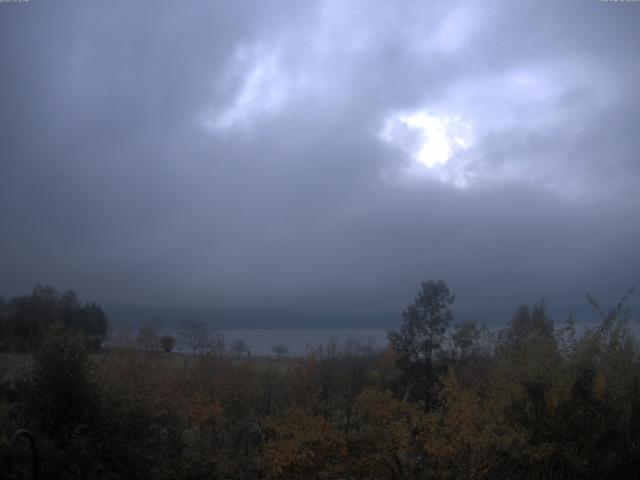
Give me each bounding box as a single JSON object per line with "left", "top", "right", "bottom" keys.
{"left": 218, "top": 328, "right": 389, "bottom": 356}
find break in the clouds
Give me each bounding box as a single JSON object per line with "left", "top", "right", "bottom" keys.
{"left": 1, "top": 0, "right": 639, "bottom": 324}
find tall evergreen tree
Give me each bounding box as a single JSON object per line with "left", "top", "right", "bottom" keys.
{"left": 388, "top": 279, "right": 454, "bottom": 408}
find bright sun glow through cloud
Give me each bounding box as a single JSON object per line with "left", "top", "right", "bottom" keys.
{"left": 380, "top": 111, "right": 473, "bottom": 185}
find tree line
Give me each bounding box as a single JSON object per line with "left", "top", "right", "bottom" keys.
{"left": 0, "top": 285, "right": 108, "bottom": 351}
{"left": 119, "top": 317, "right": 252, "bottom": 358}
{"left": 1, "top": 280, "right": 639, "bottom": 479}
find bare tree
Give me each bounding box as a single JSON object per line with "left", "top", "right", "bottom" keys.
{"left": 230, "top": 338, "right": 251, "bottom": 358}
{"left": 179, "top": 318, "right": 211, "bottom": 355}
{"left": 136, "top": 321, "right": 159, "bottom": 352}
{"left": 209, "top": 331, "right": 227, "bottom": 357}
{"left": 272, "top": 344, "right": 289, "bottom": 359}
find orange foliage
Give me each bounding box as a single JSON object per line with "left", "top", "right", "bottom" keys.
{"left": 422, "top": 369, "right": 493, "bottom": 478}
{"left": 352, "top": 388, "right": 425, "bottom": 479}
{"left": 263, "top": 408, "right": 346, "bottom": 480}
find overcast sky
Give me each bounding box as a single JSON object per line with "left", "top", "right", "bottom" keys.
{"left": 1, "top": 0, "right": 639, "bottom": 323}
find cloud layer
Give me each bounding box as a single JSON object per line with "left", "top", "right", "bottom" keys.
{"left": 1, "top": 0, "right": 639, "bottom": 323}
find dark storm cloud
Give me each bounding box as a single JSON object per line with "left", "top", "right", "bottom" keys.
{"left": 1, "top": 0, "right": 638, "bottom": 324}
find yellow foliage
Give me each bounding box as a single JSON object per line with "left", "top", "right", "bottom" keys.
{"left": 263, "top": 408, "right": 346, "bottom": 480}
{"left": 352, "top": 388, "right": 425, "bottom": 479}
{"left": 422, "top": 369, "right": 493, "bottom": 479}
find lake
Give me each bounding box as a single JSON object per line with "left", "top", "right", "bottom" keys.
{"left": 216, "top": 328, "right": 390, "bottom": 356}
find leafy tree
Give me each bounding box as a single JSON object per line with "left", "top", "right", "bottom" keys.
{"left": 26, "top": 322, "right": 101, "bottom": 477}
{"left": 350, "top": 388, "right": 425, "bottom": 479}
{"left": 60, "top": 290, "right": 108, "bottom": 349}
{"left": 501, "top": 301, "right": 553, "bottom": 349}
{"left": 264, "top": 409, "right": 346, "bottom": 480}
{"left": 159, "top": 334, "right": 176, "bottom": 353}
{"left": 27, "top": 323, "right": 174, "bottom": 479}
{"left": 9, "top": 285, "right": 61, "bottom": 350}
{"left": 60, "top": 289, "right": 81, "bottom": 330}
{"left": 79, "top": 302, "right": 108, "bottom": 350}
{"left": 424, "top": 369, "right": 494, "bottom": 479}
{"left": 451, "top": 319, "right": 482, "bottom": 359}
{"left": 29, "top": 322, "right": 98, "bottom": 429}
{"left": 3, "top": 286, "right": 108, "bottom": 351}
{"left": 388, "top": 279, "right": 454, "bottom": 407}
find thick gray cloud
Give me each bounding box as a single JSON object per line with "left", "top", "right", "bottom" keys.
{"left": 1, "top": 0, "right": 639, "bottom": 325}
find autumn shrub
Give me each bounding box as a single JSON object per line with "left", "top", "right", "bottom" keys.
{"left": 263, "top": 408, "right": 346, "bottom": 480}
